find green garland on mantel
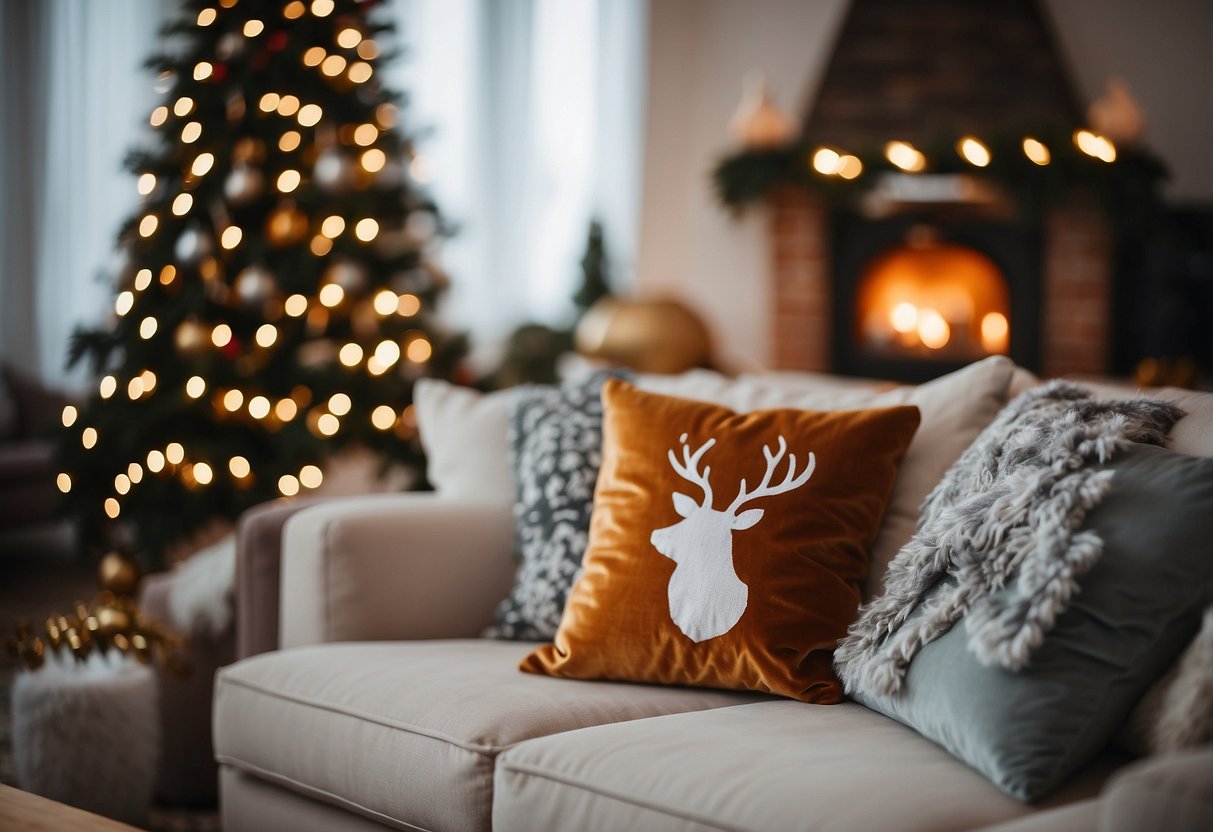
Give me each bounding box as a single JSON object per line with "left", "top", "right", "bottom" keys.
{"left": 713, "top": 126, "right": 1169, "bottom": 227}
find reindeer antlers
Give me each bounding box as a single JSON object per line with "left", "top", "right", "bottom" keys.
{"left": 727, "top": 435, "right": 815, "bottom": 513}
{"left": 667, "top": 433, "right": 715, "bottom": 506}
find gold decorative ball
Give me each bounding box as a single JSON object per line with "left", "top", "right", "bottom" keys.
{"left": 97, "top": 552, "right": 141, "bottom": 598}
{"left": 266, "top": 204, "right": 309, "bottom": 247}
{"left": 95, "top": 605, "right": 132, "bottom": 636}
{"left": 575, "top": 297, "right": 713, "bottom": 374}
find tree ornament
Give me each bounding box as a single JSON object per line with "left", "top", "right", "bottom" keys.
{"left": 224, "top": 163, "right": 265, "bottom": 205}
{"left": 175, "top": 223, "right": 213, "bottom": 264}
{"left": 98, "top": 552, "right": 142, "bottom": 598}
{"left": 226, "top": 93, "right": 246, "bottom": 124}
{"left": 266, "top": 30, "right": 288, "bottom": 52}
{"left": 324, "top": 259, "right": 369, "bottom": 295}
{"left": 313, "top": 148, "right": 357, "bottom": 193}
{"left": 216, "top": 32, "right": 245, "bottom": 61}
{"left": 211, "top": 62, "right": 229, "bottom": 82}
{"left": 297, "top": 339, "right": 338, "bottom": 368}
{"left": 174, "top": 319, "right": 210, "bottom": 355}
{"left": 153, "top": 70, "right": 175, "bottom": 94}
{"left": 729, "top": 73, "right": 792, "bottom": 150}
{"left": 221, "top": 336, "right": 242, "bottom": 362}
{"left": 266, "top": 204, "right": 309, "bottom": 246}
{"left": 234, "top": 264, "right": 277, "bottom": 307}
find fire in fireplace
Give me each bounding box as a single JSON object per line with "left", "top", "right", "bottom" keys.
{"left": 855, "top": 225, "right": 1010, "bottom": 362}
{"left": 829, "top": 201, "right": 1041, "bottom": 382}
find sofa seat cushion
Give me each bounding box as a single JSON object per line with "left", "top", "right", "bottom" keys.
{"left": 213, "top": 640, "right": 765, "bottom": 832}
{"left": 493, "top": 701, "right": 1118, "bottom": 832}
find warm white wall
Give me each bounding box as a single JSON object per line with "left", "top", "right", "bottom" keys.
{"left": 636, "top": 0, "right": 1213, "bottom": 370}
{"left": 635, "top": 0, "right": 849, "bottom": 371}
{"left": 1044, "top": 0, "right": 1213, "bottom": 204}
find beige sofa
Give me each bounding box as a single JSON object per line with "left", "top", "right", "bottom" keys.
{"left": 213, "top": 363, "right": 1213, "bottom": 831}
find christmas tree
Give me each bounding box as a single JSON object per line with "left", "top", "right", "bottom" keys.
{"left": 55, "top": 0, "right": 466, "bottom": 568}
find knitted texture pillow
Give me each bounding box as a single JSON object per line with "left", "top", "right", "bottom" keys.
{"left": 484, "top": 371, "right": 628, "bottom": 641}
{"left": 522, "top": 380, "right": 920, "bottom": 702}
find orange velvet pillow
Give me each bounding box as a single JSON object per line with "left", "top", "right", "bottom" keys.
{"left": 521, "top": 379, "right": 920, "bottom": 702}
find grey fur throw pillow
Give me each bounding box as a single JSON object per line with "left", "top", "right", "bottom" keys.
{"left": 485, "top": 371, "right": 630, "bottom": 641}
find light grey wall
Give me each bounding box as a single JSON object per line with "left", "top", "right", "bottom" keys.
{"left": 636, "top": 0, "right": 1213, "bottom": 369}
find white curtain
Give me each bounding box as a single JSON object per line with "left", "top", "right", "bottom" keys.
{"left": 388, "top": 0, "right": 649, "bottom": 342}
{"left": 0, "top": 0, "right": 171, "bottom": 390}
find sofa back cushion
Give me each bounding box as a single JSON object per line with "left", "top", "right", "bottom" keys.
{"left": 521, "top": 380, "right": 920, "bottom": 702}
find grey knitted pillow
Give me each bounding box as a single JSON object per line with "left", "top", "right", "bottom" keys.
{"left": 485, "top": 371, "right": 629, "bottom": 641}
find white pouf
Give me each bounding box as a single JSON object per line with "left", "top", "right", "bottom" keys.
{"left": 12, "top": 649, "right": 159, "bottom": 825}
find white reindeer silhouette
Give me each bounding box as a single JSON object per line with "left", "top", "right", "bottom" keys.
{"left": 650, "top": 433, "right": 816, "bottom": 643}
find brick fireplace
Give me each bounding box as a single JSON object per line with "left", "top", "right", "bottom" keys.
{"left": 768, "top": 0, "right": 1114, "bottom": 380}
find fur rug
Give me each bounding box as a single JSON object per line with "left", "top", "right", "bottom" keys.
{"left": 12, "top": 650, "right": 159, "bottom": 825}
{"left": 167, "top": 534, "right": 236, "bottom": 639}
{"left": 835, "top": 381, "right": 1183, "bottom": 696}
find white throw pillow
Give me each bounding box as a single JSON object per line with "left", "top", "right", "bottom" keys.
{"left": 414, "top": 379, "right": 517, "bottom": 500}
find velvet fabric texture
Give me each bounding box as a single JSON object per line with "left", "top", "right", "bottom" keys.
{"left": 522, "top": 380, "right": 920, "bottom": 702}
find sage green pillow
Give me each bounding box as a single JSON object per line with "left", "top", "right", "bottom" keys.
{"left": 854, "top": 442, "right": 1213, "bottom": 802}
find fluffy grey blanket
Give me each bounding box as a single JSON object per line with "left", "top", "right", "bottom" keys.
{"left": 835, "top": 381, "right": 1184, "bottom": 696}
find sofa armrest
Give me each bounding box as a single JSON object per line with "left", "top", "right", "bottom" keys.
{"left": 280, "top": 494, "right": 516, "bottom": 648}
{"left": 235, "top": 497, "right": 327, "bottom": 659}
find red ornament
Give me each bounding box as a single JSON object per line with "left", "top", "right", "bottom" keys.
{"left": 266, "top": 31, "right": 288, "bottom": 52}
{"left": 222, "top": 337, "right": 242, "bottom": 361}
{"left": 211, "top": 62, "right": 229, "bottom": 82}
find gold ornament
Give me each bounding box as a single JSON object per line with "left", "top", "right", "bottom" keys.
{"left": 6, "top": 591, "right": 187, "bottom": 674}
{"left": 266, "top": 204, "right": 309, "bottom": 247}
{"left": 224, "top": 163, "right": 266, "bottom": 205}
{"left": 575, "top": 297, "right": 713, "bottom": 374}
{"left": 98, "top": 552, "right": 141, "bottom": 597}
